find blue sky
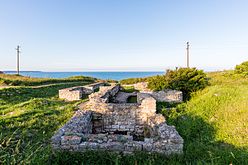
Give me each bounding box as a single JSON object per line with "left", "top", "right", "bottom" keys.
{"left": 0, "top": 0, "right": 248, "bottom": 71}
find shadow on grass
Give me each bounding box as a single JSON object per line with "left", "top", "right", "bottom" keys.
{"left": 166, "top": 112, "right": 248, "bottom": 165}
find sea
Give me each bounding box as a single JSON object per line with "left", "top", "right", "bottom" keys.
{"left": 4, "top": 71, "right": 164, "bottom": 81}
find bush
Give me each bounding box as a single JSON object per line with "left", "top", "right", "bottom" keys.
{"left": 148, "top": 68, "right": 208, "bottom": 99}
{"left": 235, "top": 61, "right": 248, "bottom": 75}
{"left": 147, "top": 75, "right": 168, "bottom": 91}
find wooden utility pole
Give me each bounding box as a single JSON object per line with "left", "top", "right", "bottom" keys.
{"left": 16, "top": 45, "right": 20, "bottom": 75}
{"left": 186, "top": 42, "right": 190, "bottom": 68}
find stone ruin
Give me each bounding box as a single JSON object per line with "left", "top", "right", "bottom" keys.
{"left": 58, "top": 82, "right": 106, "bottom": 101}
{"left": 52, "top": 83, "right": 184, "bottom": 155}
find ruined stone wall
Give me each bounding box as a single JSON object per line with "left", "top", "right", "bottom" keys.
{"left": 85, "top": 103, "right": 138, "bottom": 134}
{"left": 114, "top": 92, "right": 137, "bottom": 103}
{"left": 103, "top": 103, "right": 138, "bottom": 133}
{"left": 137, "top": 93, "right": 151, "bottom": 103}
{"left": 88, "top": 84, "right": 120, "bottom": 104}
{"left": 133, "top": 82, "right": 152, "bottom": 92}
{"left": 52, "top": 84, "right": 184, "bottom": 155}
{"left": 101, "top": 84, "right": 120, "bottom": 100}
{"left": 51, "top": 112, "right": 183, "bottom": 155}
{"left": 137, "top": 90, "right": 183, "bottom": 103}
{"left": 83, "top": 84, "right": 168, "bottom": 136}
{"left": 59, "top": 87, "right": 83, "bottom": 101}
{"left": 59, "top": 82, "right": 108, "bottom": 101}
{"left": 83, "top": 82, "right": 106, "bottom": 92}
{"left": 86, "top": 85, "right": 137, "bottom": 134}
{"left": 51, "top": 110, "right": 92, "bottom": 149}
{"left": 81, "top": 87, "right": 94, "bottom": 95}
{"left": 126, "top": 82, "right": 183, "bottom": 103}
{"left": 55, "top": 128, "right": 183, "bottom": 155}
{"left": 136, "top": 97, "right": 166, "bottom": 136}
{"left": 151, "top": 90, "right": 183, "bottom": 102}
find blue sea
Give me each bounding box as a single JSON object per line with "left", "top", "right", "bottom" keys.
{"left": 4, "top": 71, "right": 164, "bottom": 80}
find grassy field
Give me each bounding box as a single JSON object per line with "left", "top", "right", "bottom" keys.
{"left": 0, "top": 74, "right": 96, "bottom": 86}
{"left": 0, "top": 72, "right": 248, "bottom": 164}
{"left": 157, "top": 71, "right": 248, "bottom": 164}
{"left": 0, "top": 81, "right": 91, "bottom": 164}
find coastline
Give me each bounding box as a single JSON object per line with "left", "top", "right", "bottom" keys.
{"left": 3, "top": 71, "right": 164, "bottom": 80}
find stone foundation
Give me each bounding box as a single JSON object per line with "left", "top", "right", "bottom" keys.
{"left": 59, "top": 86, "right": 84, "bottom": 101}
{"left": 132, "top": 82, "right": 152, "bottom": 92}
{"left": 52, "top": 110, "right": 183, "bottom": 154}
{"left": 52, "top": 84, "right": 184, "bottom": 155}
{"left": 59, "top": 82, "right": 106, "bottom": 101}
{"left": 112, "top": 92, "right": 137, "bottom": 103}
{"left": 125, "top": 82, "right": 183, "bottom": 103}
{"left": 137, "top": 90, "right": 183, "bottom": 103}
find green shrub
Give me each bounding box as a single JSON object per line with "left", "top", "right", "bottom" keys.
{"left": 235, "top": 61, "right": 248, "bottom": 75}
{"left": 147, "top": 75, "right": 168, "bottom": 91}
{"left": 148, "top": 68, "right": 208, "bottom": 99}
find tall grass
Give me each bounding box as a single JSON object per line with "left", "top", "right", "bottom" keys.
{"left": 0, "top": 82, "right": 90, "bottom": 164}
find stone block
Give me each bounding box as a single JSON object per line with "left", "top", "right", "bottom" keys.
{"left": 61, "top": 136, "right": 82, "bottom": 145}
{"left": 106, "top": 142, "right": 124, "bottom": 151}
{"left": 143, "top": 143, "right": 153, "bottom": 151}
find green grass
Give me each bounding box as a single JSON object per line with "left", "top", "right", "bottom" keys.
{"left": 120, "top": 77, "right": 150, "bottom": 85}
{"left": 0, "top": 82, "right": 90, "bottom": 164}
{"left": 0, "top": 74, "right": 96, "bottom": 86}
{"left": 121, "top": 86, "right": 139, "bottom": 93}
{"left": 127, "top": 96, "right": 137, "bottom": 103}
{"left": 158, "top": 71, "right": 248, "bottom": 164}
{"left": 0, "top": 71, "right": 248, "bottom": 164}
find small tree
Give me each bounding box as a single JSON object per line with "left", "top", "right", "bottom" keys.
{"left": 148, "top": 75, "right": 168, "bottom": 91}
{"left": 235, "top": 61, "right": 248, "bottom": 75}
{"left": 148, "top": 68, "right": 208, "bottom": 100}
{"left": 166, "top": 68, "right": 208, "bottom": 99}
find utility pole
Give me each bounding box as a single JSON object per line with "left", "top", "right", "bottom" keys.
{"left": 186, "top": 42, "right": 190, "bottom": 68}
{"left": 16, "top": 45, "right": 20, "bottom": 75}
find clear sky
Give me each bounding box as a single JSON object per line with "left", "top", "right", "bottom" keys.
{"left": 0, "top": 0, "right": 248, "bottom": 71}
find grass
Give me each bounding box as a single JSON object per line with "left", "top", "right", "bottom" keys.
{"left": 157, "top": 71, "right": 248, "bottom": 164}
{"left": 120, "top": 77, "right": 150, "bottom": 85}
{"left": 121, "top": 86, "right": 139, "bottom": 93}
{"left": 0, "top": 74, "right": 96, "bottom": 86}
{"left": 0, "top": 71, "right": 248, "bottom": 164}
{"left": 127, "top": 96, "right": 137, "bottom": 103}
{"left": 0, "top": 82, "right": 90, "bottom": 164}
